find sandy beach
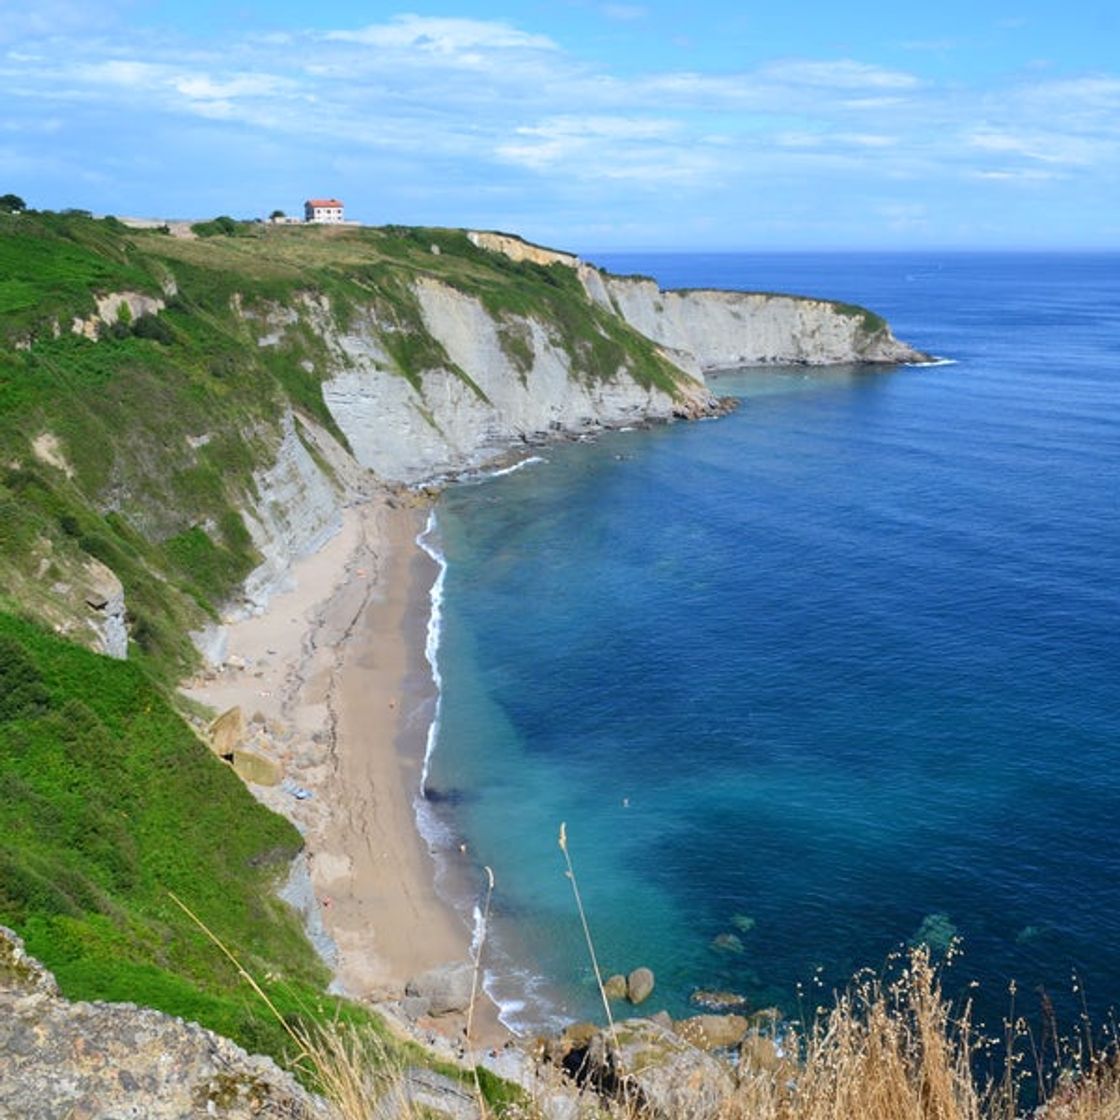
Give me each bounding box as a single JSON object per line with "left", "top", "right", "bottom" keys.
{"left": 181, "top": 494, "right": 503, "bottom": 1042}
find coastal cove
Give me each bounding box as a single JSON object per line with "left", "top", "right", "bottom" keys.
{"left": 4, "top": 218, "right": 1118, "bottom": 1112}
{"left": 419, "top": 252, "right": 1120, "bottom": 1037}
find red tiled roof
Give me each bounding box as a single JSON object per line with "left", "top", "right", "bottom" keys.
{"left": 306, "top": 198, "right": 343, "bottom": 207}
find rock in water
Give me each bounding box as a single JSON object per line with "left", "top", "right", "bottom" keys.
{"left": 627, "top": 967, "right": 655, "bottom": 1004}
{"left": 603, "top": 974, "right": 628, "bottom": 1000}
{"left": 406, "top": 961, "right": 474, "bottom": 1016}
{"left": 0, "top": 926, "right": 328, "bottom": 1119}
{"left": 710, "top": 932, "right": 745, "bottom": 954}
{"left": 690, "top": 989, "right": 749, "bottom": 1012}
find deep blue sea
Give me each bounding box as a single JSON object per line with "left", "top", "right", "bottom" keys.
{"left": 420, "top": 252, "right": 1120, "bottom": 1039}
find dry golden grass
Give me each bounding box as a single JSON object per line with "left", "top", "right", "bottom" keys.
{"left": 721, "top": 948, "right": 981, "bottom": 1120}
{"left": 172, "top": 880, "right": 1120, "bottom": 1120}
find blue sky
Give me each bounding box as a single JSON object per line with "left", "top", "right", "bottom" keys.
{"left": 2, "top": 1, "right": 1117, "bottom": 249}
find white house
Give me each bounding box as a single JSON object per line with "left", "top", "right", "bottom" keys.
{"left": 304, "top": 198, "right": 345, "bottom": 224}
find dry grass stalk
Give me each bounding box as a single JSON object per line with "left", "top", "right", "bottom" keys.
{"left": 466, "top": 864, "right": 497, "bottom": 1118}
{"left": 170, "top": 890, "right": 415, "bottom": 1119}
{"left": 558, "top": 823, "right": 619, "bottom": 1047}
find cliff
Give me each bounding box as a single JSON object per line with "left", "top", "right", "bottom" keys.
{"left": 0, "top": 214, "right": 926, "bottom": 672}
{"left": 594, "top": 275, "right": 922, "bottom": 369}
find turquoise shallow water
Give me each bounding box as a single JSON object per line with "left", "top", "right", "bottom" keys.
{"left": 421, "top": 253, "right": 1120, "bottom": 1035}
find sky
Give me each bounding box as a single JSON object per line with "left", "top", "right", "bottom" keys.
{"left": 1, "top": 0, "right": 1118, "bottom": 250}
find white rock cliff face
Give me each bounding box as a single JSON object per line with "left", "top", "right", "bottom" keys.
{"left": 200, "top": 239, "right": 925, "bottom": 649}
{"left": 322, "top": 277, "right": 713, "bottom": 483}
{"left": 592, "top": 274, "right": 924, "bottom": 369}
{"left": 238, "top": 409, "right": 344, "bottom": 613}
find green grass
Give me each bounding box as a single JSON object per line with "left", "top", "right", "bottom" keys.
{"left": 0, "top": 212, "right": 157, "bottom": 341}
{"left": 0, "top": 611, "right": 346, "bottom": 1060}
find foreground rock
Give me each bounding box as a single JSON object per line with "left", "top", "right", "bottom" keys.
{"left": 568, "top": 1018, "right": 734, "bottom": 1120}
{"left": 0, "top": 926, "right": 331, "bottom": 1119}
{"left": 673, "top": 1013, "right": 750, "bottom": 1050}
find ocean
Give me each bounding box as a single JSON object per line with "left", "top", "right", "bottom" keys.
{"left": 418, "top": 252, "right": 1120, "bottom": 1039}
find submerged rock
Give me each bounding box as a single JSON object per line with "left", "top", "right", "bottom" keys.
{"left": 910, "top": 912, "right": 958, "bottom": 953}
{"left": 710, "top": 932, "right": 745, "bottom": 954}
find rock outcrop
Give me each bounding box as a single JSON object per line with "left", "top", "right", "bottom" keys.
{"left": 0, "top": 926, "right": 331, "bottom": 1120}
{"left": 238, "top": 409, "right": 344, "bottom": 613}
{"left": 566, "top": 1017, "right": 734, "bottom": 1120}
{"left": 71, "top": 290, "right": 166, "bottom": 339}
{"left": 594, "top": 275, "right": 927, "bottom": 369}
{"left": 320, "top": 276, "right": 718, "bottom": 484}
{"left": 466, "top": 229, "right": 929, "bottom": 371}
{"left": 405, "top": 961, "right": 475, "bottom": 1017}
{"left": 81, "top": 556, "right": 128, "bottom": 659}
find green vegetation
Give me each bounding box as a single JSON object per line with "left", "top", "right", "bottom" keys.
{"left": 832, "top": 299, "right": 888, "bottom": 335}
{"left": 191, "top": 215, "right": 256, "bottom": 238}
{"left": 0, "top": 607, "right": 524, "bottom": 1098}
{"left": 0, "top": 610, "right": 347, "bottom": 1062}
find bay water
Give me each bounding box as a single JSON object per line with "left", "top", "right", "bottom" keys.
{"left": 421, "top": 252, "right": 1120, "bottom": 1037}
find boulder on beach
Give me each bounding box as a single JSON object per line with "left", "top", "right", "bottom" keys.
{"left": 627, "top": 967, "right": 655, "bottom": 1005}
{"left": 405, "top": 961, "right": 474, "bottom": 1016}
{"left": 231, "top": 749, "right": 281, "bottom": 786}
{"left": 208, "top": 706, "right": 245, "bottom": 756}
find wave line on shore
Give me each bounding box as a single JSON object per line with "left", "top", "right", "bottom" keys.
{"left": 417, "top": 510, "right": 447, "bottom": 801}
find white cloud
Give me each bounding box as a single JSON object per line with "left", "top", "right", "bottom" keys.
{"left": 77, "top": 60, "right": 166, "bottom": 88}
{"left": 835, "top": 132, "right": 897, "bottom": 148}
{"left": 1, "top": 7, "right": 1117, "bottom": 240}
{"left": 758, "top": 59, "right": 920, "bottom": 90}
{"left": 968, "top": 168, "right": 1065, "bottom": 181}
{"left": 324, "top": 15, "right": 557, "bottom": 54}
{"left": 966, "top": 128, "right": 1099, "bottom": 165}
{"left": 496, "top": 115, "right": 711, "bottom": 182}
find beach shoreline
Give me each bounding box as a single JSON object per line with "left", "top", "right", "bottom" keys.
{"left": 180, "top": 493, "right": 508, "bottom": 1047}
